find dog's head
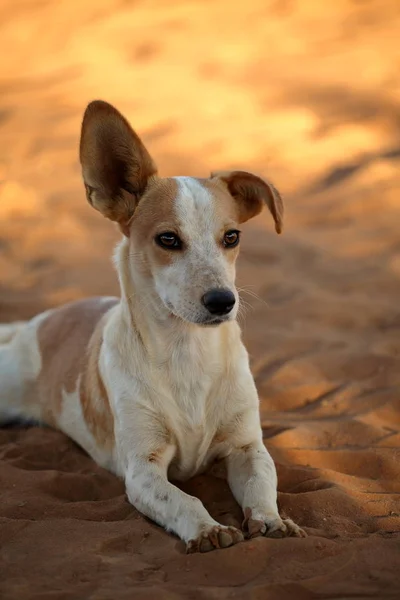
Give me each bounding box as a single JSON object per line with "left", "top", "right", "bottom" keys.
{"left": 80, "top": 101, "right": 284, "bottom": 326}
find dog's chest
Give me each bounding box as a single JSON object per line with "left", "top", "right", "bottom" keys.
{"left": 168, "top": 412, "right": 219, "bottom": 481}
{"left": 162, "top": 352, "right": 225, "bottom": 480}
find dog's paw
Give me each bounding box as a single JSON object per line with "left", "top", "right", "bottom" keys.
{"left": 186, "top": 525, "right": 244, "bottom": 554}
{"left": 243, "top": 508, "right": 306, "bottom": 539}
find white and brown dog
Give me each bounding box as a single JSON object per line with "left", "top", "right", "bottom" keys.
{"left": 0, "top": 101, "right": 305, "bottom": 552}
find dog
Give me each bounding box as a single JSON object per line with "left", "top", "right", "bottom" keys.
{"left": 0, "top": 100, "right": 305, "bottom": 552}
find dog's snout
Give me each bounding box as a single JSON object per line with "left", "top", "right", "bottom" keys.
{"left": 201, "top": 289, "right": 236, "bottom": 316}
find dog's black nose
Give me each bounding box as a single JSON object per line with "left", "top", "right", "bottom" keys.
{"left": 202, "top": 289, "right": 236, "bottom": 316}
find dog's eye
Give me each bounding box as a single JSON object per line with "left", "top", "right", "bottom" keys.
{"left": 156, "top": 232, "right": 182, "bottom": 250}
{"left": 223, "top": 230, "right": 240, "bottom": 248}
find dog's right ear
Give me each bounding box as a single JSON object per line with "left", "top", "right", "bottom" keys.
{"left": 79, "top": 100, "right": 157, "bottom": 235}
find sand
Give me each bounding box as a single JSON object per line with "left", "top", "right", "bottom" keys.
{"left": 1, "top": 0, "right": 400, "bottom": 598}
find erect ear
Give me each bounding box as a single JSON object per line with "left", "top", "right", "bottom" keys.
{"left": 210, "top": 170, "right": 284, "bottom": 234}
{"left": 79, "top": 100, "right": 157, "bottom": 235}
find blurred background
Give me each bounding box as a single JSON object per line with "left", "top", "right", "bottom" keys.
{"left": 1, "top": 1, "right": 400, "bottom": 596}
{"left": 1, "top": 0, "right": 399, "bottom": 322}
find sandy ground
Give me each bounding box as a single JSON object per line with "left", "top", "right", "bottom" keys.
{"left": 1, "top": 0, "right": 400, "bottom": 598}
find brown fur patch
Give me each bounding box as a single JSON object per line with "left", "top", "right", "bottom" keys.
{"left": 130, "top": 178, "right": 178, "bottom": 241}
{"left": 128, "top": 178, "right": 179, "bottom": 272}
{"left": 240, "top": 443, "right": 252, "bottom": 452}
{"left": 148, "top": 451, "right": 161, "bottom": 463}
{"left": 37, "top": 298, "right": 118, "bottom": 448}
{"left": 79, "top": 317, "right": 115, "bottom": 449}
{"left": 212, "top": 431, "right": 228, "bottom": 445}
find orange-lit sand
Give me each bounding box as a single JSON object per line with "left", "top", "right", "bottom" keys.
{"left": 1, "top": 1, "right": 400, "bottom": 597}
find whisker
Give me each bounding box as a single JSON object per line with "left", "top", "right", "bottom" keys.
{"left": 237, "top": 286, "right": 270, "bottom": 308}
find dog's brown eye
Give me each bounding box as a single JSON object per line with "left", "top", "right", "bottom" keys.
{"left": 223, "top": 230, "right": 240, "bottom": 248}
{"left": 156, "top": 232, "right": 182, "bottom": 250}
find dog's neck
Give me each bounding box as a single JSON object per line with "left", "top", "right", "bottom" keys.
{"left": 113, "top": 238, "right": 228, "bottom": 365}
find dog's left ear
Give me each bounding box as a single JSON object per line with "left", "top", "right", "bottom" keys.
{"left": 210, "top": 170, "right": 284, "bottom": 234}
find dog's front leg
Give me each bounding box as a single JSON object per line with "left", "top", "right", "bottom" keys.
{"left": 226, "top": 438, "right": 306, "bottom": 539}
{"left": 123, "top": 444, "right": 244, "bottom": 552}
{"left": 226, "top": 400, "right": 306, "bottom": 537}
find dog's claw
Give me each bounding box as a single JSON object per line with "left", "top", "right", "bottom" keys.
{"left": 243, "top": 508, "right": 306, "bottom": 539}
{"left": 187, "top": 525, "right": 244, "bottom": 553}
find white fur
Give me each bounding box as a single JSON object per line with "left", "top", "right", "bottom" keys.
{"left": 0, "top": 311, "right": 51, "bottom": 423}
